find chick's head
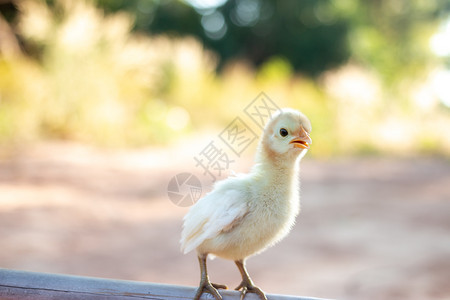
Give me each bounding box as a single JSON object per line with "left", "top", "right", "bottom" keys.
{"left": 260, "top": 108, "right": 312, "bottom": 160}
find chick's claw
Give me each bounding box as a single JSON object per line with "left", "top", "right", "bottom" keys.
{"left": 235, "top": 281, "right": 267, "bottom": 300}
{"left": 212, "top": 283, "right": 228, "bottom": 290}
{"left": 194, "top": 280, "right": 224, "bottom": 300}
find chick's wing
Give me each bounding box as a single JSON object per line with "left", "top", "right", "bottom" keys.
{"left": 180, "top": 186, "right": 249, "bottom": 254}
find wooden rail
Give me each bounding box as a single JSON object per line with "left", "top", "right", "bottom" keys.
{"left": 0, "top": 268, "right": 330, "bottom": 300}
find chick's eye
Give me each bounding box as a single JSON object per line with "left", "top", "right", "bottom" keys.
{"left": 279, "top": 128, "right": 288, "bottom": 137}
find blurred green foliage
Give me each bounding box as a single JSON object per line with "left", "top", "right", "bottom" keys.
{"left": 96, "top": 0, "right": 350, "bottom": 77}
{"left": 93, "top": 0, "right": 449, "bottom": 78}
{"left": 0, "top": 0, "right": 449, "bottom": 156}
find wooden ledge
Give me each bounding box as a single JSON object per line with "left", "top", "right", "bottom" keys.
{"left": 0, "top": 268, "right": 331, "bottom": 300}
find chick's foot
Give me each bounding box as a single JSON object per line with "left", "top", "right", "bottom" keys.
{"left": 234, "top": 259, "right": 267, "bottom": 300}
{"left": 194, "top": 279, "right": 227, "bottom": 300}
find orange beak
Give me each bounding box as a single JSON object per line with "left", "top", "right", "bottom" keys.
{"left": 289, "top": 126, "right": 312, "bottom": 149}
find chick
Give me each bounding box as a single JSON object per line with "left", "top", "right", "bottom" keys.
{"left": 180, "top": 108, "right": 312, "bottom": 300}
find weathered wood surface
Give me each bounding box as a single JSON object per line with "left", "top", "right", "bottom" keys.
{"left": 0, "top": 268, "right": 330, "bottom": 300}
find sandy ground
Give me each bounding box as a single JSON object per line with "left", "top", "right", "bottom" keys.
{"left": 0, "top": 142, "right": 449, "bottom": 300}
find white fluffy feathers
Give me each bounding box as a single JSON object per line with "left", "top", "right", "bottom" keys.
{"left": 180, "top": 108, "right": 311, "bottom": 261}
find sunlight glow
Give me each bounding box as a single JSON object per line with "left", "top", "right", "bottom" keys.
{"left": 431, "top": 69, "right": 450, "bottom": 108}
{"left": 166, "top": 107, "right": 191, "bottom": 131}
{"left": 201, "top": 11, "right": 227, "bottom": 39}
{"left": 186, "top": 0, "right": 227, "bottom": 10}
{"left": 430, "top": 19, "right": 450, "bottom": 57}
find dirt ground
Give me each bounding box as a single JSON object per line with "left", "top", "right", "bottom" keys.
{"left": 0, "top": 142, "right": 449, "bottom": 300}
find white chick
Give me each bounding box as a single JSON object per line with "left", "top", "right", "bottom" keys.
{"left": 180, "top": 108, "right": 312, "bottom": 300}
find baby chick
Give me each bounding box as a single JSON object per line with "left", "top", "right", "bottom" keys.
{"left": 181, "top": 108, "right": 312, "bottom": 300}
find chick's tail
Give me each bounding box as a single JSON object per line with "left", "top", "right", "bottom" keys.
{"left": 180, "top": 217, "right": 208, "bottom": 254}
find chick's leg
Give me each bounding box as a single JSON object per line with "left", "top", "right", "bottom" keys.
{"left": 194, "top": 253, "right": 227, "bottom": 300}
{"left": 234, "top": 259, "right": 267, "bottom": 300}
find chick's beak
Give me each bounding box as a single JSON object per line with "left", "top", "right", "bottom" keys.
{"left": 289, "top": 126, "right": 312, "bottom": 149}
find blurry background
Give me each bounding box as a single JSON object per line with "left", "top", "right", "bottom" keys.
{"left": 0, "top": 0, "right": 449, "bottom": 299}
